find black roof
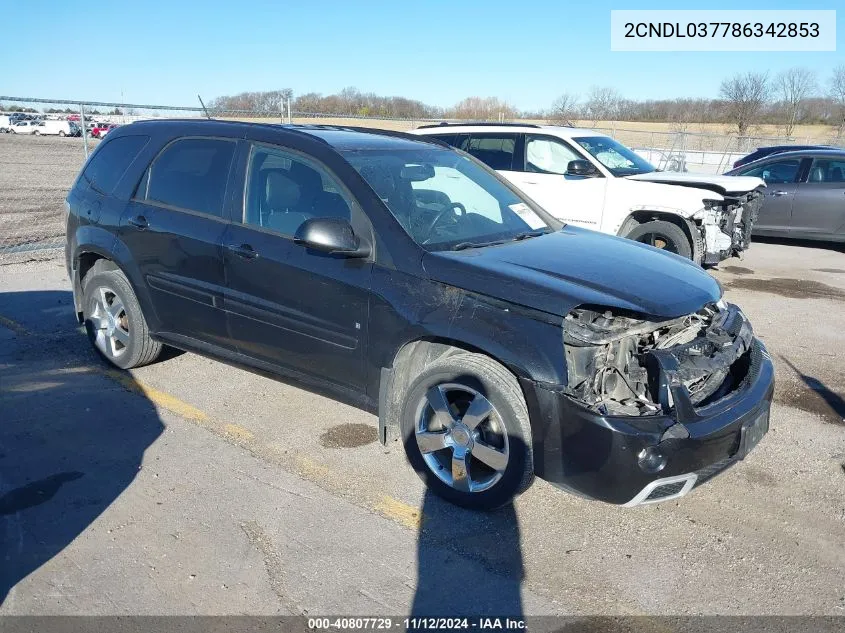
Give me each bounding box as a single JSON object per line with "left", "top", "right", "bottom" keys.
{"left": 121, "top": 118, "right": 447, "bottom": 151}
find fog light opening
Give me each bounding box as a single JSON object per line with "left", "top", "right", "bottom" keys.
{"left": 638, "top": 447, "right": 667, "bottom": 474}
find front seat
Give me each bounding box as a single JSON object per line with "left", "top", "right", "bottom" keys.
{"left": 263, "top": 171, "right": 310, "bottom": 235}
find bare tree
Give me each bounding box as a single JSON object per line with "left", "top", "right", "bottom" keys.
{"left": 584, "top": 87, "right": 621, "bottom": 124}
{"left": 829, "top": 64, "right": 845, "bottom": 137}
{"left": 719, "top": 72, "right": 770, "bottom": 136}
{"left": 775, "top": 67, "right": 816, "bottom": 136}
{"left": 449, "top": 96, "right": 518, "bottom": 121}
{"left": 547, "top": 93, "right": 579, "bottom": 125}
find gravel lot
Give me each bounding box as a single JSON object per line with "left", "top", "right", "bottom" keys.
{"left": 0, "top": 134, "right": 843, "bottom": 617}
{"left": 0, "top": 134, "right": 96, "bottom": 258}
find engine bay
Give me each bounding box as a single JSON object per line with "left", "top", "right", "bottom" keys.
{"left": 563, "top": 302, "right": 754, "bottom": 416}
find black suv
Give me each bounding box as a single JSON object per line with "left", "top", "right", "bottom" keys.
{"left": 65, "top": 120, "right": 774, "bottom": 510}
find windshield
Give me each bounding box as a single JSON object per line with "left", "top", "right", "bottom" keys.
{"left": 572, "top": 136, "right": 656, "bottom": 177}
{"left": 341, "top": 147, "right": 556, "bottom": 250}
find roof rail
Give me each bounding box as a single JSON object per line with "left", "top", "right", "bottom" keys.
{"left": 416, "top": 121, "right": 541, "bottom": 129}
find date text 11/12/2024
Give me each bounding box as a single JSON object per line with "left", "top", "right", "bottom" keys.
{"left": 307, "top": 617, "right": 527, "bottom": 630}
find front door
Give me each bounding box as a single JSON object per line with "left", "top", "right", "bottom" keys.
{"left": 119, "top": 136, "right": 236, "bottom": 347}
{"left": 739, "top": 156, "right": 805, "bottom": 232}
{"left": 221, "top": 142, "right": 372, "bottom": 390}
{"left": 506, "top": 134, "right": 607, "bottom": 228}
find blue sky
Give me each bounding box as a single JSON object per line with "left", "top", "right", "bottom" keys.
{"left": 1, "top": 0, "right": 842, "bottom": 110}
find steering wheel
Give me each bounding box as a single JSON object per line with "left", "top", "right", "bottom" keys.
{"left": 421, "top": 202, "right": 467, "bottom": 244}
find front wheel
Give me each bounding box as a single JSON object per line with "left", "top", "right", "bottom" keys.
{"left": 82, "top": 263, "right": 163, "bottom": 369}
{"left": 400, "top": 352, "right": 534, "bottom": 510}
{"left": 59, "top": 130, "right": 66, "bottom": 137}
{"left": 33, "top": 130, "right": 39, "bottom": 136}
{"left": 625, "top": 219, "right": 692, "bottom": 260}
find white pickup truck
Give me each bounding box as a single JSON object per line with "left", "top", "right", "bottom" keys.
{"left": 413, "top": 123, "right": 765, "bottom": 265}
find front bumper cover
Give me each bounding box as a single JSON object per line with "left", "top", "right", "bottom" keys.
{"left": 521, "top": 338, "right": 774, "bottom": 505}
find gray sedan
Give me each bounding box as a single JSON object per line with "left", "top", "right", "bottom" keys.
{"left": 727, "top": 149, "right": 845, "bottom": 242}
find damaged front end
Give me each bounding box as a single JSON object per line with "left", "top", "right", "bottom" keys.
{"left": 563, "top": 302, "right": 754, "bottom": 418}
{"left": 695, "top": 190, "right": 764, "bottom": 265}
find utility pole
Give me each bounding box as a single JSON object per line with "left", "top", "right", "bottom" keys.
{"left": 80, "top": 104, "right": 89, "bottom": 159}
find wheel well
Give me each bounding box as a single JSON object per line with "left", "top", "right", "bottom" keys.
{"left": 619, "top": 211, "right": 697, "bottom": 249}
{"left": 74, "top": 253, "right": 118, "bottom": 320}
{"left": 378, "top": 338, "right": 516, "bottom": 444}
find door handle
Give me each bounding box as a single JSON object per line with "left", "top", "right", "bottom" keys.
{"left": 226, "top": 243, "right": 258, "bottom": 260}
{"left": 127, "top": 215, "right": 149, "bottom": 229}
{"left": 770, "top": 190, "right": 790, "bottom": 197}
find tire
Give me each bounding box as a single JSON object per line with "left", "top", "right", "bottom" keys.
{"left": 33, "top": 130, "right": 39, "bottom": 136}
{"left": 59, "top": 130, "right": 66, "bottom": 137}
{"left": 625, "top": 219, "right": 692, "bottom": 260}
{"left": 82, "top": 262, "right": 163, "bottom": 369}
{"left": 400, "top": 351, "right": 534, "bottom": 510}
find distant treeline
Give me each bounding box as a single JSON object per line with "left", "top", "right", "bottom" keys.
{"left": 208, "top": 65, "right": 845, "bottom": 137}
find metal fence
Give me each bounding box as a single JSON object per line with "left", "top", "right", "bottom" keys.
{"left": 2, "top": 95, "right": 844, "bottom": 264}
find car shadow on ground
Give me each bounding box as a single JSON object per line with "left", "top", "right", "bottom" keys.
{"left": 752, "top": 235, "right": 845, "bottom": 254}
{"left": 0, "top": 290, "right": 164, "bottom": 607}
{"left": 780, "top": 356, "right": 845, "bottom": 424}
{"left": 411, "top": 491, "right": 524, "bottom": 619}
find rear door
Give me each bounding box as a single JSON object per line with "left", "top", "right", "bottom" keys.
{"left": 790, "top": 156, "right": 845, "bottom": 235}
{"left": 221, "top": 141, "right": 372, "bottom": 390}
{"left": 120, "top": 136, "right": 236, "bottom": 347}
{"left": 738, "top": 156, "right": 805, "bottom": 233}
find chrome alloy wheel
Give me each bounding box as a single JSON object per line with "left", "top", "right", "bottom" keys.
{"left": 88, "top": 286, "right": 130, "bottom": 359}
{"left": 414, "top": 383, "right": 509, "bottom": 493}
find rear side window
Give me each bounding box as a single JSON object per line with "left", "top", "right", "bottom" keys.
{"left": 143, "top": 138, "right": 236, "bottom": 217}
{"left": 459, "top": 135, "right": 516, "bottom": 170}
{"left": 80, "top": 135, "right": 149, "bottom": 194}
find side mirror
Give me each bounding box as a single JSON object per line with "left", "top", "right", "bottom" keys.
{"left": 293, "top": 217, "right": 370, "bottom": 258}
{"left": 565, "top": 159, "right": 600, "bottom": 177}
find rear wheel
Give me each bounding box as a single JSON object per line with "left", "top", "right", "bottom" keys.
{"left": 626, "top": 220, "right": 692, "bottom": 260}
{"left": 400, "top": 352, "right": 534, "bottom": 510}
{"left": 82, "top": 263, "right": 163, "bottom": 369}
{"left": 33, "top": 130, "right": 39, "bottom": 136}
{"left": 59, "top": 130, "right": 66, "bottom": 137}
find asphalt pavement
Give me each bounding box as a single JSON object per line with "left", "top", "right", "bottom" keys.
{"left": 1, "top": 238, "right": 843, "bottom": 616}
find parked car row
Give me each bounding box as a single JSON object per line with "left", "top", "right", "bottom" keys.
{"left": 0, "top": 116, "right": 82, "bottom": 137}
{"left": 726, "top": 147, "right": 845, "bottom": 242}
{"left": 0, "top": 114, "right": 119, "bottom": 138}
{"left": 65, "top": 119, "right": 773, "bottom": 510}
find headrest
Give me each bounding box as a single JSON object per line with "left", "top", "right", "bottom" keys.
{"left": 265, "top": 171, "right": 301, "bottom": 209}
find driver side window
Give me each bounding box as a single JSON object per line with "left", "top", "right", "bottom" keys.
{"left": 525, "top": 136, "right": 581, "bottom": 175}
{"left": 243, "top": 145, "right": 352, "bottom": 237}
{"left": 740, "top": 158, "right": 801, "bottom": 184}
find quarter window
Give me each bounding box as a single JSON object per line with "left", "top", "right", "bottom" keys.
{"left": 81, "top": 135, "right": 149, "bottom": 194}
{"left": 144, "top": 138, "right": 236, "bottom": 216}
{"left": 740, "top": 158, "right": 801, "bottom": 184}
{"left": 244, "top": 145, "right": 352, "bottom": 237}
{"left": 525, "top": 136, "right": 581, "bottom": 175}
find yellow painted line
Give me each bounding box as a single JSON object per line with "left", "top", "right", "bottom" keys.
{"left": 374, "top": 495, "right": 424, "bottom": 530}
{"left": 99, "top": 368, "right": 209, "bottom": 423}
{"left": 0, "top": 314, "right": 29, "bottom": 336}
{"left": 294, "top": 455, "right": 331, "bottom": 478}
{"left": 224, "top": 423, "right": 254, "bottom": 441}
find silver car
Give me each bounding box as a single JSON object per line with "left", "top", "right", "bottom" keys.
{"left": 728, "top": 149, "right": 845, "bottom": 242}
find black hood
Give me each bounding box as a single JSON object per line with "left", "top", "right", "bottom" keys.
{"left": 422, "top": 227, "right": 721, "bottom": 319}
